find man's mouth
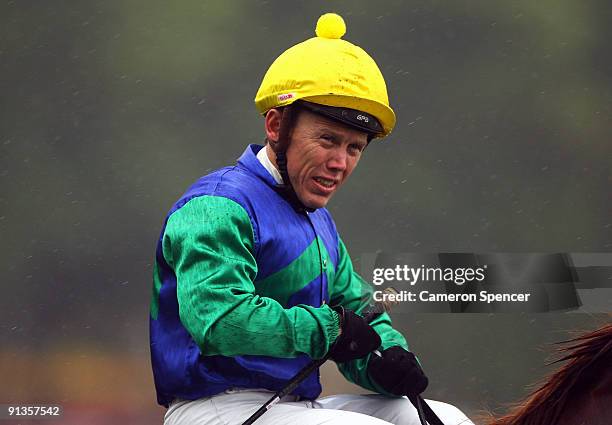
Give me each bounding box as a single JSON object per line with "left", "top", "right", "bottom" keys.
{"left": 313, "top": 177, "right": 336, "bottom": 188}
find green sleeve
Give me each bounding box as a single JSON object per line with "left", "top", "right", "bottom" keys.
{"left": 330, "top": 237, "right": 408, "bottom": 395}
{"left": 163, "top": 195, "right": 340, "bottom": 359}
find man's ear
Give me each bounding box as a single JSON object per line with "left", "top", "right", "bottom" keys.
{"left": 264, "top": 109, "right": 282, "bottom": 143}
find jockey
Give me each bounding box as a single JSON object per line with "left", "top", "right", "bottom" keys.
{"left": 150, "top": 12, "right": 474, "bottom": 425}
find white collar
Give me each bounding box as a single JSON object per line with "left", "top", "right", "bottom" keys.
{"left": 256, "top": 145, "right": 283, "bottom": 184}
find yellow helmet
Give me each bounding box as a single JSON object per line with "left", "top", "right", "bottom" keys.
{"left": 254, "top": 13, "right": 396, "bottom": 137}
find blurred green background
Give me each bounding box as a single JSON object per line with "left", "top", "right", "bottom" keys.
{"left": 1, "top": 1, "right": 610, "bottom": 423}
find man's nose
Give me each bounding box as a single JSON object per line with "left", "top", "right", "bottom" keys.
{"left": 327, "top": 147, "right": 348, "bottom": 171}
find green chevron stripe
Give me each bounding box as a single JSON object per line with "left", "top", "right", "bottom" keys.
{"left": 151, "top": 261, "right": 162, "bottom": 320}
{"left": 255, "top": 236, "right": 336, "bottom": 305}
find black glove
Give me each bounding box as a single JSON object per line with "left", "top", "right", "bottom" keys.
{"left": 329, "top": 307, "right": 381, "bottom": 363}
{"left": 367, "top": 346, "right": 429, "bottom": 396}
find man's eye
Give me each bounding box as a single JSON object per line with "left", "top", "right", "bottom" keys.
{"left": 320, "top": 134, "right": 333, "bottom": 142}
{"left": 349, "top": 144, "right": 364, "bottom": 153}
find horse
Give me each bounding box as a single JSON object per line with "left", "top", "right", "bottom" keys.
{"left": 486, "top": 323, "right": 612, "bottom": 425}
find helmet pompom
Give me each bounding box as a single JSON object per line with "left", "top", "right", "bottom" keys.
{"left": 315, "top": 13, "right": 346, "bottom": 39}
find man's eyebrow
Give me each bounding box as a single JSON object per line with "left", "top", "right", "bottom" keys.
{"left": 314, "top": 125, "right": 340, "bottom": 135}
{"left": 316, "top": 126, "right": 366, "bottom": 142}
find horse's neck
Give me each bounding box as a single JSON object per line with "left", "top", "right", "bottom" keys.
{"left": 560, "top": 352, "right": 612, "bottom": 425}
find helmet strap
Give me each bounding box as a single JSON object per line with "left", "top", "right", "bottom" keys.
{"left": 270, "top": 105, "right": 314, "bottom": 213}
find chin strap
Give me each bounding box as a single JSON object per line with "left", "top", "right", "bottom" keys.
{"left": 271, "top": 105, "right": 314, "bottom": 213}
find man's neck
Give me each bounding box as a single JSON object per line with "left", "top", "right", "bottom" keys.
{"left": 256, "top": 144, "right": 283, "bottom": 184}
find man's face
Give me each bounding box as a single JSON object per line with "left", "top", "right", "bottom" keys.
{"left": 285, "top": 110, "right": 369, "bottom": 209}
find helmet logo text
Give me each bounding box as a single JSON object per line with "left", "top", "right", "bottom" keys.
{"left": 278, "top": 93, "right": 295, "bottom": 102}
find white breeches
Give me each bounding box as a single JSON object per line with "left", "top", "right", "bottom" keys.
{"left": 164, "top": 388, "right": 474, "bottom": 425}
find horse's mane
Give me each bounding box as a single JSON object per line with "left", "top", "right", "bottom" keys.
{"left": 488, "top": 323, "right": 612, "bottom": 425}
